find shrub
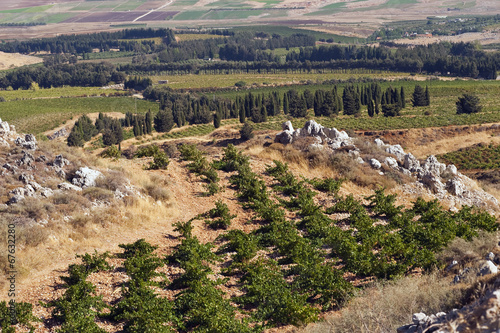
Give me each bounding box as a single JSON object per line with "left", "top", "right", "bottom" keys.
{"left": 0, "top": 301, "right": 39, "bottom": 333}
{"left": 203, "top": 200, "right": 236, "bottom": 229}
{"left": 147, "top": 152, "right": 169, "bottom": 170}
{"left": 240, "top": 122, "right": 254, "bottom": 141}
{"left": 99, "top": 145, "right": 121, "bottom": 158}
{"left": 135, "top": 144, "right": 160, "bottom": 158}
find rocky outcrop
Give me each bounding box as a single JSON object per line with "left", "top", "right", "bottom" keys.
{"left": 58, "top": 182, "right": 83, "bottom": 192}
{"left": 72, "top": 167, "right": 102, "bottom": 188}
{"left": 398, "top": 285, "right": 500, "bottom": 333}
{"left": 275, "top": 120, "right": 352, "bottom": 149}
{"left": 369, "top": 158, "right": 382, "bottom": 169}
{"left": 48, "top": 128, "right": 68, "bottom": 140}
{"left": 15, "top": 134, "right": 37, "bottom": 150}
{"left": 52, "top": 154, "right": 70, "bottom": 168}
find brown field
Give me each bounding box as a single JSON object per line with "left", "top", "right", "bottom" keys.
{"left": 0, "top": 51, "right": 43, "bottom": 70}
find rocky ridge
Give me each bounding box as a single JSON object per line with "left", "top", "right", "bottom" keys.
{"left": 275, "top": 120, "right": 499, "bottom": 212}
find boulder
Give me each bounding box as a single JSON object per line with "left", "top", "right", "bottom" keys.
{"left": 403, "top": 153, "right": 420, "bottom": 172}
{"left": 18, "top": 151, "right": 35, "bottom": 167}
{"left": 53, "top": 154, "right": 70, "bottom": 168}
{"left": 385, "top": 144, "right": 405, "bottom": 161}
{"left": 23, "top": 134, "right": 37, "bottom": 150}
{"left": 302, "top": 120, "right": 325, "bottom": 137}
{"left": 35, "top": 155, "right": 47, "bottom": 163}
{"left": 19, "top": 173, "right": 34, "bottom": 184}
{"left": 421, "top": 171, "right": 445, "bottom": 194}
{"left": 486, "top": 252, "right": 495, "bottom": 261}
{"left": 40, "top": 188, "right": 54, "bottom": 198}
{"left": 446, "top": 164, "right": 458, "bottom": 176}
{"left": 384, "top": 157, "right": 398, "bottom": 168}
{"left": 8, "top": 195, "right": 24, "bottom": 204}
{"left": 369, "top": 158, "right": 382, "bottom": 169}
{"left": 282, "top": 121, "right": 294, "bottom": 132}
{"left": 374, "top": 138, "right": 385, "bottom": 146}
{"left": 0, "top": 118, "right": 10, "bottom": 134}
{"left": 2, "top": 163, "right": 17, "bottom": 173}
{"left": 55, "top": 168, "right": 66, "bottom": 179}
{"left": 446, "top": 177, "right": 466, "bottom": 196}
{"left": 412, "top": 313, "right": 429, "bottom": 326}
{"left": 275, "top": 130, "right": 293, "bottom": 145}
{"left": 72, "top": 167, "right": 102, "bottom": 188}
{"left": 48, "top": 128, "right": 68, "bottom": 140}
{"left": 58, "top": 182, "right": 82, "bottom": 192}
{"left": 10, "top": 187, "right": 26, "bottom": 197}
{"left": 479, "top": 260, "right": 498, "bottom": 276}
{"left": 422, "top": 155, "right": 446, "bottom": 177}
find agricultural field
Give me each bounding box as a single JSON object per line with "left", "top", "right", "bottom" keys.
{"left": 149, "top": 70, "right": 414, "bottom": 89}
{"left": 438, "top": 143, "right": 500, "bottom": 171}
{"left": 0, "top": 0, "right": 498, "bottom": 40}
{"left": 0, "top": 96, "right": 156, "bottom": 134}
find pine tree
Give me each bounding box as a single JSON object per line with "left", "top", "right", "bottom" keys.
{"left": 154, "top": 109, "right": 174, "bottom": 132}
{"left": 412, "top": 85, "right": 427, "bottom": 107}
{"left": 456, "top": 93, "right": 482, "bottom": 114}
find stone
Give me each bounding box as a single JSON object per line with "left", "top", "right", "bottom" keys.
{"left": 398, "top": 167, "right": 412, "bottom": 176}
{"left": 446, "top": 164, "right": 458, "bottom": 176}
{"left": 282, "top": 121, "right": 294, "bottom": 132}
{"left": 374, "top": 138, "right": 385, "bottom": 146}
{"left": 0, "top": 118, "right": 10, "bottom": 134}
{"left": 10, "top": 187, "right": 26, "bottom": 197}
{"left": 23, "top": 134, "right": 37, "bottom": 150}
{"left": 369, "top": 158, "right": 382, "bottom": 169}
{"left": 356, "top": 157, "right": 365, "bottom": 164}
{"left": 28, "top": 181, "right": 42, "bottom": 192}
{"left": 446, "top": 260, "right": 458, "bottom": 271}
{"left": 2, "top": 163, "right": 17, "bottom": 173}
{"left": 302, "top": 119, "right": 325, "bottom": 137}
{"left": 40, "top": 188, "right": 54, "bottom": 198}
{"left": 384, "top": 156, "right": 398, "bottom": 168}
{"left": 421, "top": 171, "right": 445, "bottom": 194}
{"left": 35, "top": 155, "right": 47, "bottom": 163}
{"left": 403, "top": 153, "right": 420, "bottom": 172}
{"left": 58, "top": 182, "right": 82, "bottom": 192}
{"left": 8, "top": 195, "right": 24, "bottom": 204}
{"left": 53, "top": 154, "right": 70, "bottom": 168}
{"left": 0, "top": 138, "right": 9, "bottom": 148}
{"left": 487, "top": 252, "right": 495, "bottom": 261}
{"left": 48, "top": 128, "right": 68, "bottom": 140}
{"left": 19, "top": 173, "right": 34, "bottom": 184}
{"left": 412, "top": 312, "right": 428, "bottom": 326}
{"left": 275, "top": 130, "right": 294, "bottom": 145}
{"left": 479, "top": 260, "right": 498, "bottom": 276}
{"left": 72, "top": 167, "right": 102, "bottom": 188}
{"left": 55, "top": 168, "right": 66, "bottom": 179}
{"left": 18, "top": 151, "right": 35, "bottom": 167}
{"left": 422, "top": 155, "right": 446, "bottom": 177}
{"left": 307, "top": 143, "right": 324, "bottom": 151}
{"left": 446, "top": 177, "right": 466, "bottom": 196}
{"left": 385, "top": 144, "right": 406, "bottom": 161}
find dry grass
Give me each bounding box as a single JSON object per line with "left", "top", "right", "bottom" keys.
{"left": 307, "top": 273, "right": 464, "bottom": 333}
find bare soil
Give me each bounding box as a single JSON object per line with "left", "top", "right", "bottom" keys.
{"left": 0, "top": 51, "right": 43, "bottom": 70}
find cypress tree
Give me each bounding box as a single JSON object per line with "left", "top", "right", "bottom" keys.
{"left": 145, "top": 110, "right": 153, "bottom": 134}
{"left": 367, "top": 99, "right": 375, "bottom": 117}
{"left": 400, "top": 86, "right": 406, "bottom": 108}
{"left": 214, "top": 111, "right": 222, "bottom": 128}
{"left": 412, "top": 85, "right": 427, "bottom": 107}
{"left": 154, "top": 109, "right": 174, "bottom": 132}
{"left": 425, "top": 86, "right": 430, "bottom": 106}
{"left": 283, "top": 93, "right": 289, "bottom": 115}
{"left": 239, "top": 104, "right": 245, "bottom": 124}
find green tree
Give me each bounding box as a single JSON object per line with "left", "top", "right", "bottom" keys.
{"left": 412, "top": 85, "right": 427, "bottom": 107}
{"left": 456, "top": 93, "right": 482, "bottom": 114}
{"left": 154, "top": 109, "right": 174, "bottom": 133}
{"left": 213, "top": 110, "right": 222, "bottom": 129}
{"left": 240, "top": 122, "right": 254, "bottom": 141}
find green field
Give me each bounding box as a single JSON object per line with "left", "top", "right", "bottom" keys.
{"left": 113, "top": 0, "right": 145, "bottom": 12}
{"left": 1, "top": 97, "right": 157, "bottom": 134}
{"left": 172, "top": 10, "right": 207, "bottom": 20}
{"left": 0, "top": 86, "right": 123, "bottom": 101}
{"left": 149, "top": 70, "right": 414, "bottom": 89}
{"left": 438, "top": 143, "right": 500, "bottom": 170}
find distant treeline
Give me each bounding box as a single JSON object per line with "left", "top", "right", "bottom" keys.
{"left": 122, "top": 42, "right": 499, "bottom": 79}
{"left": 0, "top": 28, "right": 175, "bottom": 54}
{"left": 0, "top": 22, "right": 46, "bottom": 27}
{"left": 0, "top": 62, "right": 125, "bottom": 89}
